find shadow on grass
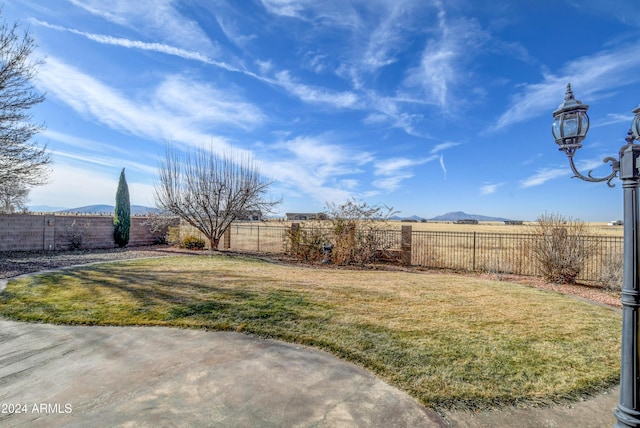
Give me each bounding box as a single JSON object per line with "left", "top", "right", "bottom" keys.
{"left": 3, "top": 260, "right": 333, "bottom": 333}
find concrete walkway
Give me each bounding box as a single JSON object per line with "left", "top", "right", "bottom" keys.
{"left": 0, "top": 319, "right": 446, "bottom": 427}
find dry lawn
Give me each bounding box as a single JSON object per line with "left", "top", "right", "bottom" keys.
{"left": 0, "top": 254, "right": 621, "bottom": 411}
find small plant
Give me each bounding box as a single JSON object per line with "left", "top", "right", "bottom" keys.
{"left": 182, "top": 235, "right": 205, "bottom": 250}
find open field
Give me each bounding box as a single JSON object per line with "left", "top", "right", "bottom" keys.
{"left": 259, "top": 219, "right": 626, "bottom": 236}
{"left": 0, "top": 255, "right": 621, "bottom": 411}
{"left": 396, "top": 221, "right": 625, "bottom": 237}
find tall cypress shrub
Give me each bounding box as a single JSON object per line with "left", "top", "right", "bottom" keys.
{"left": 113, "top": 168, "right": 130, "bottom": 247}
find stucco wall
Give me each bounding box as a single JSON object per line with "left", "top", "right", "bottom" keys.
{"left": 0, "top": 214, "right": 169, "bottom": 251}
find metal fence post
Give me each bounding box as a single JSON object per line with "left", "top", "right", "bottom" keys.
{"left": 223, "top": 227, "right": 231, "bottom": 249}
{"left": 401, "top": 225, "right": 412, "bottom": 266}
{"left": 473, "top": 231, "right": 477, "bottom": 271}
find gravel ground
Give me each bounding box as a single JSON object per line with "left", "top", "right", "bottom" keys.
{"left": 0, "top": 246, "right": 175, "bottom": 279}
{"left": 0, "top": 246, "right": 622, "bottom": 309}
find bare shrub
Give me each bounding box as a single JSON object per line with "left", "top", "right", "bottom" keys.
{"left": 325, "top": 199, "right": 397, "bottom": 265}
{"left": 285, "top": 223, "right": 329, "bottom": 262}
{"left": 65, "top": 219, "right": 89, "bottom": 250}
{"left": 598, "top": 251, "right": 623, "bottom": 291}
{"left": 285, "top": 199, "right": 397, "bottom": 265}
{"left": 530, "top": 213, "right": 592, "bottom": 284}
{"left": 142, "top": 213, "right": 180, "bottom": 245}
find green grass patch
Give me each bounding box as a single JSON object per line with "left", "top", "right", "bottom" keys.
{"left": 0, "top": 255, "right": 621, "bottom": 411}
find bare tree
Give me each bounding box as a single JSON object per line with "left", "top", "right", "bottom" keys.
{"left": 155, "top": 144, "right": 279, "bottom": 249}
{"left": 0, "top": 180, "right": 28, "bottom": 213}
{"left": 0, "top": 12, "right": 50, "bottom": 190}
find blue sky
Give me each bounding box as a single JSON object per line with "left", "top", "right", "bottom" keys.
{"left": 5, "top": 0, "right": 640, "bottom": 221}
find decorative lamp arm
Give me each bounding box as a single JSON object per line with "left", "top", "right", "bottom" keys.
{"left": 567, "top": 156, "right": 619, "bottom": 188}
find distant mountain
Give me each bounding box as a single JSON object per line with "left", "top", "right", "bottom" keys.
{"left": 428, "top": 211, "right": 512, "bottom": 222}
{"left": 29, "top": 205, "right": 68, "bottom": 213}
{"left": 57, "top": 205, "right": 160, "bottom": 215}
{"left": 390, "top": 215, "right": 426, "bottom": 221}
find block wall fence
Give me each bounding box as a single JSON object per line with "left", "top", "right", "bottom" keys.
{"left": 0, "top": 214, "right": 168, "bottom": 251}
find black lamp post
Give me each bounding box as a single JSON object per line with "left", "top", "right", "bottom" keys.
{"left": 553, "top": 84, "right": 640, "bottom": 428}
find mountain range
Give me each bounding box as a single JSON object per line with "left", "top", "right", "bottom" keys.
{"left": 30, "top": 205, "right": 160, "bottom": 215}
{"left": 392, "top": 211, "right": 514, "bottom": 222}
{"left": 427, "top": 211, "right": 513, "bottom": 222}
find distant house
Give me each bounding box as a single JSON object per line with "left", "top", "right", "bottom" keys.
{"left": 504, "top": 220, "right": 524, "bottom": 225}
{"left": 286, "top": 213, "right": 327, "bottom": 221}
{"left": 454, "top": 219, "right": 479, "bottom": 224}
{"left": 236, "top": 210, "right": 262, "bottom": 221}
{"left": 608, "top": 220, "right": 623, "bottom": 226}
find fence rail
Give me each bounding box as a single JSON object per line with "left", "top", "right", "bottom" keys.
{"left": 216, "top": 223, "right": 623, "bottom": 285}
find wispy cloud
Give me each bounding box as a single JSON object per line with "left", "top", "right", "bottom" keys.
{"left": 37, "top": 56, "right": 378, "bottom": 209}
{"left": 259, "top": 0, "right": 308, "bottom": 19}
{"left": 401, "top": 6, "right": 489, "bottom": 110}
{"left": 279, "top": 135, "right": 371, "bottom": 176}
{"left": 592, "top": 113, "right": 634, "bottom": 128}
{"left": 153, "top": 75, "right": 265, "bottom": 129}
{"left": 520, "top": 167, "right": 568, "bottom": 187}
{"left": 67, "top": 0, "right": 215, "bottom": 51}
{"left": 372, "top": 174, "right": 414, "bottom": 193}
{"left": 28, "top": 160, "right": 155, "bottom": 207}
{"left": 372, "top": 155, "right": 438, "bottom": 191}
{"left": 274, "top": 71, "right": 359, "bottom": 108}
{"left": 374, "top": 157, "right": 428, "bottom": 176}
{"left": 360, "top": 1, "right": 420, "bottom": 71}
{"left": 37, "top": 19, "right": 367, "bottom": 111}
{"left": 480, "top": 182, "right": 502, "bottom": 195}
{"left": 50, "top": 149, "right": 156, "bottom": 176}
{"left": 37, "top": 56, "right": 254, "bottom": 152}
{"left": 431, "top": 141, "right": 460, "bottom": 153}
{"left": 492, "top": 42, "right": 640, "bottom": 131}
{"left": 439, "top": 155, "right": 447, "bottom": 179}
{"left": 33, "top": 20, "right": 249, "bottom": 73}
{"left": 254, "top": 0, "right": 466, "bottom": 133}
{"left": 261, "top": 134, "right": 375, "bottom": 206}
{"left": 259, "top": 0, "right": 361, "bottom": 29}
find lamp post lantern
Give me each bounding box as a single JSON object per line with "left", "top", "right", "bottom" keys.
{"left": 553, "top": 84, "right": 640, "bottom": 428}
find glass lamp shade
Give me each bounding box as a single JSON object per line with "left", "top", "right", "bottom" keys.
{"left": 552, "top": 84, "right": 589, "bottom": 154}
{"left": 632, "top": 105, "right": 640, "bottom": 142}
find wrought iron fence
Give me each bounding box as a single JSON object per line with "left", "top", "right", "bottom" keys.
{"left": 227, "top": 223, "right": 289, "bottom": 254}
{"left": 197, "top": 223, "right": 624, "bottom": 285}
